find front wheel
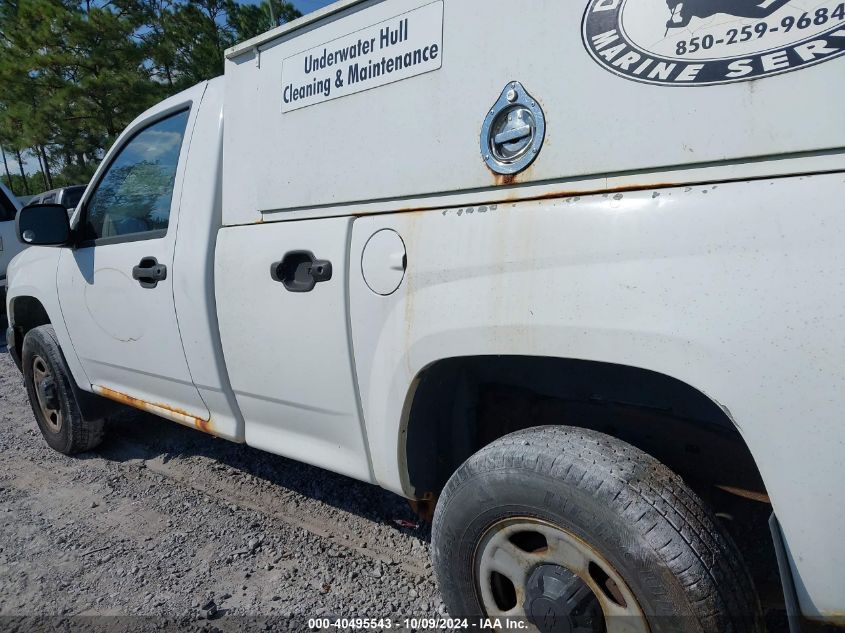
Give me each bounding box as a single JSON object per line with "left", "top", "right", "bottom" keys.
{"left": 432, "top": 426, "right": 764, "bottom": 633}
{"left": 22, "top": 325, "right": 104, "bottom": 454}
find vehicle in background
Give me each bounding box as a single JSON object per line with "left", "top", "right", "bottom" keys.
{"left": 27, "top": 185, "right": 86, "bottom": 214}
{"left": 16, "top": 195, "right": 35, "bottom": 207}
{"left": 0, "top": 182, "right": 24, "bottom": 316}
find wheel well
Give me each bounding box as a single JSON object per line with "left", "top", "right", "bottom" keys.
{"left": 9, "top": 296, "right": 51, "bottom": 360}
{"left": 404, "top": 356, "right": 765, "bottom": 503}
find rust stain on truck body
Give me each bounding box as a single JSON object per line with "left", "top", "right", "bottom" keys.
{"left": 93, "top": 385, "right": 215, "bottom": 435}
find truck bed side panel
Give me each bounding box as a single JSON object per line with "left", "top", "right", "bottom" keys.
{"left": 349, "top": 174, "right": 845, "bottom": 620}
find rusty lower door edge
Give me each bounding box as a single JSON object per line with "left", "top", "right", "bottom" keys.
{"left": 92, "top": 385, "right": 214, "bottom": 435}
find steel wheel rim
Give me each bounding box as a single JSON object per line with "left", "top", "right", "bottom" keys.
{"left": 32, "top": 355, "right": 63, "bottom": 433}
{"left": 474, "top": 517, "right": 649, "bottom": 633}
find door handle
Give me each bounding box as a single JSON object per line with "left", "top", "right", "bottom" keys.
{"left": 132, "top": 257, "right": 167, "bottom": 289}
{"left": 271, "top": 251, "right": 332, "bottom": 293}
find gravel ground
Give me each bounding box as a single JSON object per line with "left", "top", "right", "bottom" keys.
{"left": 0, "top": 333, "right": 444, "bottom": 631}
{"left": 0, "top": 331, "right": 825, "bottom": 633}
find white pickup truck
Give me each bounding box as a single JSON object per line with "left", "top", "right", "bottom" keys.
{"left": 6, "top": 0, "right": 845, "bottom": 630}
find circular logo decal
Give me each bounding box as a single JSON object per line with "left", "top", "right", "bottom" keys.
{"left": 582, "top": 0, "right": 845, "bottom": 85}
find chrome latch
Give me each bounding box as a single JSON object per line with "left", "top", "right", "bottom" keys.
{"left": 481, "top": 81, "right": 546, "bottom": 176}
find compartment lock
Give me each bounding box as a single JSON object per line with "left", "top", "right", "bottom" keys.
{"left": 481, "top": 81, "right": 546, "bottom": 176}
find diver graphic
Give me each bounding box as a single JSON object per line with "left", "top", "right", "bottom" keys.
{"left": 665, "top": 0, "right": 793, "bottom": 28}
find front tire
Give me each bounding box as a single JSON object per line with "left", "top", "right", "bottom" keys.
{"left": 22, "top": 325, "right": 104, "bottom": 454}
{"left": 432, "top": 426, "right": 764, "bottom": 633}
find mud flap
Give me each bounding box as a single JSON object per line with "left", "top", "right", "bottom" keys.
{"left": 769, "top": 513, "right": 803, "bottom": 633}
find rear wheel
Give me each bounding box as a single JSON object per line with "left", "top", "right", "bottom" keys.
{"left": 22, "top": 325, "right": 104, "bottom": 454}
{"left": 432, "top": 426, "right": 764, "bottom": 633}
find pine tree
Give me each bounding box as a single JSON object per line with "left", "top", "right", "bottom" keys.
{"left": 0, "top": 0, "right": 300, "bottom": 194}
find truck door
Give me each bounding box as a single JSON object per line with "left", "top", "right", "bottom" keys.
{"left": 57, "top": 92, "right": 210, "bottom": 423}
{"left": 214, "top": 218, "right": 372, "bottom": 482}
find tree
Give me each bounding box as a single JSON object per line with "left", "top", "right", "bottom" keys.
{"left": 142, "top": 0, "right": 301, "bottom": 86}
{"left": 228, "top": 0, "right": 300, "bottom": 42}
{"left": 167, "top": 0, "right": 234, "bottom": 84}
{"left": 0, "top": 0, "right": 300, "bottom": 195}
{"left": 0, "top": 0, "right": 161, "bottom": 187}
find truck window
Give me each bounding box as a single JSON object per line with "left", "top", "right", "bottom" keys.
{"left": 82, "top": 109, "right": 189, "bottom": 243}
{"left": 0, "top": 190, "right": 15, "bottom": 222}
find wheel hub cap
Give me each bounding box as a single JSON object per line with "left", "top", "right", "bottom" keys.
{"left": 474, "top": 518, "right": 649, "bottom": 633}
{"left": 525, "top": 564, "right": 603, "bottom": 633}
{"left": 39, "top": 377, "right": 58, "bottom": 410}
{"left": 32, "top": 355, "right": 63, "bottom": 433}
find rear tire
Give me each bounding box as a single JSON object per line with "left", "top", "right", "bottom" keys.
{"left": 22, "top": 325, "right": 104, "bottom": 454}
{"left": 432, "top": 426, "right": 764, "bottom": 633}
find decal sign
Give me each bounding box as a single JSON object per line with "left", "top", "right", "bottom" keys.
{"left": 282, "top": 1, "right": 443, "bottom": 112}
{"left": 582, "top": 0, "right": 845, "bottom": 85}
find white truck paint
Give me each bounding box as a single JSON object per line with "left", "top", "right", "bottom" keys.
{"left": 5, "top": 0, "right": 845, "bottom": 626}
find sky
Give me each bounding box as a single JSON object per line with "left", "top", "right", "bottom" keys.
{"left": 251, "top": 0, "right": 337, "bottom": 14}
{"left": 294, "top": 0, "right": 336, "bottom": 11}
{"left": 293, "top": 0, "right": 338, "bottom": 14}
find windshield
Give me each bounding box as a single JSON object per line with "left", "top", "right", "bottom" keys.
{"left": 63, "top": 186, "right": 86, "bottom": 210}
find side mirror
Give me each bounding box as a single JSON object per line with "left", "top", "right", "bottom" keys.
{"left": 17, "top": 204, "right": 72, "bottom": 246}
